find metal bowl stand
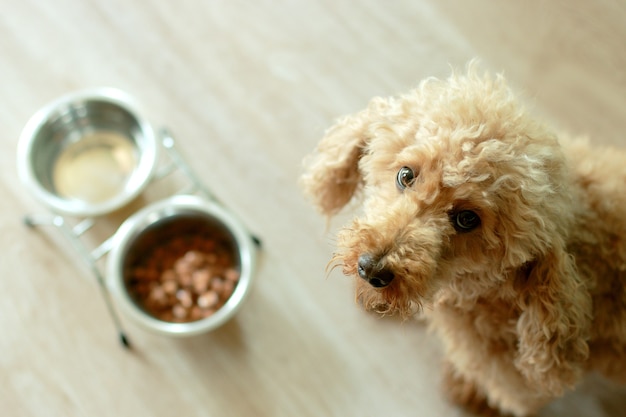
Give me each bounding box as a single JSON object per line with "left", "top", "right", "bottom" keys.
{"left": 23, "top": 128, "right": 261, "bottom": 349}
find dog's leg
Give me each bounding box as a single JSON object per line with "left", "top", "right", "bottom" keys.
{"left": 442, "top": 361, "right": 506, "bottom": 417}
{"left": 432, "top": 302, "right": 552, "bottom": 417}
{"left": 441, "top": 359, "right": 551, "bottom": 417}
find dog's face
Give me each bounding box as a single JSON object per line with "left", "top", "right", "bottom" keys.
{"left": 301, "top": 71, "right": 573, "bottom": 317}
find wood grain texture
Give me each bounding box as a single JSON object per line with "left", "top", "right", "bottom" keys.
{"left": 1, "top": 1, "right": 625, "bottom": 416}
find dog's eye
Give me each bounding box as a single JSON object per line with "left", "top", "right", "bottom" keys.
{"left": 396, "top": 166, "right": 416, "bottom": 190}
{"left": 453, "top": 210, "right": 481, "bottom": 232}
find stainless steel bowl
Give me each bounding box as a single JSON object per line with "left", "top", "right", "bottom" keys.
{"left": 106, "top": 195, "right": 257, "bottom": 337}
{"left": 17, "top": 88, "right": 158, "bottom": 217}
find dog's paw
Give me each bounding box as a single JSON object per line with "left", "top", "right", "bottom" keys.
{"left": 441, "top": 362, "right": 508, "bottom": 417}
{"left": 514, "top": 357, "right": 581, "bottom": 398}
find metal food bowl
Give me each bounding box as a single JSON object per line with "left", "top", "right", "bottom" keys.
{"left": 17, "top": 88, "right": 158, "bottom": 217}
{"left": 106, "top": 195, "right": 257, "bottom": 337}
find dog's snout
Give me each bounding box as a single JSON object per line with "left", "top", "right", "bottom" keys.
{"left": 357, "top": 254, "right": 395, "bottom": 288}
{"left": 367, "top": 268, "right": 395, "bottom": 288}
{"left": 357, "top": 254, "right": 376, "bottom": 278}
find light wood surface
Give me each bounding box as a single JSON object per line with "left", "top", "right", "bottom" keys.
{"left": 2, "top": 1, "right": 625, "bottom": 416}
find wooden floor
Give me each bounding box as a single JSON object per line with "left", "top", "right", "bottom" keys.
{"left": 2, "top": 1, "right": 625, "bottom": 416}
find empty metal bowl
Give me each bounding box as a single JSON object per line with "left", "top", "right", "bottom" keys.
{"left": 106, "top": 195, "right": 257, "bottom": 337}
{"left": 17, "top": 88, "right": 158, "bottom": 217}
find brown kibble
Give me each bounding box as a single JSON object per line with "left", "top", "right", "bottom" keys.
{"left": 148, "top": 286, "right": 167, "bottom": 304}
{"left": 132, "top": 267, "right": 158, "bottom": 281}
{"left": 161, "top": 269, "right": 176, "bottom": 282}
{"left": 192, "top": 269, "right": 211, "bottom": 293}
{"left": 162, "top": 280, "right": 178, "bottom": 295}
{"left": 126, "top": 229, "right": 239, "bottom": 323}
{"left": 174, "top": 257, "right": 192, "bottom": 276}
{"left": 160, "top": 311, "right": 174, "bottom": 322}
{"left": 130, "top": 282, "right": 151, "bottom": 296}
{"left": 199, "top": 239, "right": 216, "bottom": 252}
{"left": 206, "top": 253, "right": 218, "bottom": 265}
{"left": 176, "top": 289, "right": 193, "bottom": 308}
{"left": 153, "top": 247, "right": 167, "bottom": 260}
{"left": 197, "top": 291, "right": 219, "bottom": 309}
{"left": 211, "top": 277, "right": 225, "bottom": 294}
{"left": 178, "top": 271, "right": 193, "bottom": 287}
{"left": 224, "top": 268, "right": 240, "bottom": 282}
{"left": 221, "top": 280, "right": 235, "bottom": 300}
{"left": 190, "top": 306, "right": 203, "bottom": 321}
{"left": 172, "top": 304, "right": 187, "bottom": 319}
{"left": 184, "top": 250, "right": 204, "bottom": 267}
{"left": 170, "top": 237, "right": 186, "bottom": 252}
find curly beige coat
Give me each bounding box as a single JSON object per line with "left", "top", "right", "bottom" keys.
{"left": 300, "top": 64, "right": 626, "bottom": 416}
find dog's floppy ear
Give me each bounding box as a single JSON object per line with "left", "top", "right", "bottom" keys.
{"left": 300, "top": 99, "right": 386, "bottom": 217}
{"left": 514, "top": 243, "right": 592, "bottom": 395}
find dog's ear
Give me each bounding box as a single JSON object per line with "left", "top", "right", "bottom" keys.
{"left": 514, "top": 243, "right": 592, "bottom": 396}
{"left": 300, "top": 100, "right": 386, "bottom": 217}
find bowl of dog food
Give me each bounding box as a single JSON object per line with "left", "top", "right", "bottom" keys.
{"left": 17, "top": 88, "right": 158, "bottom": 217}
{"left": 106, "top": 194, "right": 257, "bottom": 336}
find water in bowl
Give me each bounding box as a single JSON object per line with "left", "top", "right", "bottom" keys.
{"left": 52, "top": 131, "right": 137, "bottom": 204}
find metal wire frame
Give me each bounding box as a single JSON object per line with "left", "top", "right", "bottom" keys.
{"left": 23, "top": 128, "right": 260, "bottom": 349}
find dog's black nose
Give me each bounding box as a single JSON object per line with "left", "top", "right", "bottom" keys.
{"left": 357, "top": 254, "right": 395, "bottom": 288}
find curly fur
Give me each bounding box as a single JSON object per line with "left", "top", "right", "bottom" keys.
{"left": 300, "top": 64, "right": 626, "bottom": 416}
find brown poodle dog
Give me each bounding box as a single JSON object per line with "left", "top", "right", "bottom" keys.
{"left": 300, "top": 66, "right": 626, "bottom": 416}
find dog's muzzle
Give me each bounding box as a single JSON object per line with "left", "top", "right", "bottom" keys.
{"left": 357, "top": 254, "right": 395, "bottom": 288}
